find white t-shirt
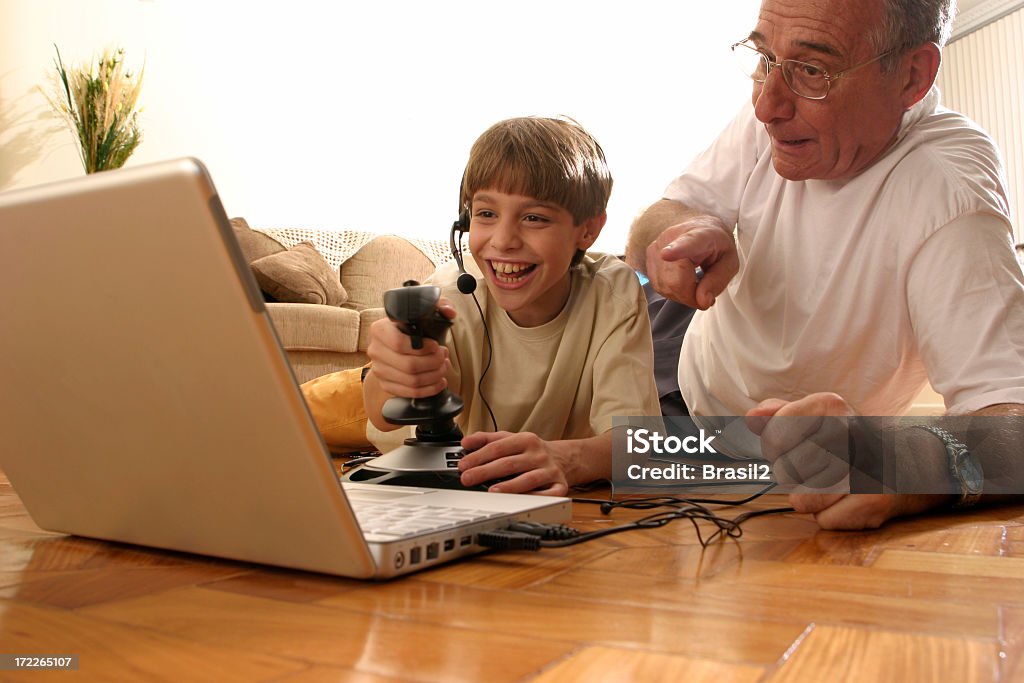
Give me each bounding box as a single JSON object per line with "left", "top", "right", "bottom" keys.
{"left": 665, "top": 86, "right": 1024, "bottom": 423}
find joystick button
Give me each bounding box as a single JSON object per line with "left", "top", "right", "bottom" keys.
{"left": 445, "top": 451, "right": 463, "bottom": 461}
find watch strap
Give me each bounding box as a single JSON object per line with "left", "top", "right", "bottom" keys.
{"left": 915, "top": 425, "right": 982, "bottom": 509}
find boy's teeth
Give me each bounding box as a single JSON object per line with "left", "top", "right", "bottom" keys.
{"left": 491, "top": 261, "right": 535, "bottom": 283}
{"left": 494, "top": 262, "right": 528, "bottom": 274}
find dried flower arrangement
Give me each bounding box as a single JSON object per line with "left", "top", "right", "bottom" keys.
{"left": 47, "top": 45, "right": 143, "bottom": 174}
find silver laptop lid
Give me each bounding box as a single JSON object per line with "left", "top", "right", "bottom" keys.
{"left": 0, "top": 159, "right": 379, "bottom": 577}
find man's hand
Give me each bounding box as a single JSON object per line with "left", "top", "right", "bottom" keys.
{"left": 789, "top": 493, "right": 946, "bottom": 531}
{"left": 627, "top": 200, "right": 738, "bottom": 310}
{"left": 746, "top": 394, "right": 855, "bottom": 492}
{"left": 746, "top": 393, "right": 917, "bottom": 530}
{"left": 458, "top": 431, "right": 569, "bottom": 496}
{"left": 634, "top": 209, "right": 738, "bottom": 310}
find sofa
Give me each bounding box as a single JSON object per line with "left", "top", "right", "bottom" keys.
{"left": 230, "top": 218, "right": 454, "bottom": 383}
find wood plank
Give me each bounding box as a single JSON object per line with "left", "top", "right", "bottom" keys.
{"left": 531, "top": 646, "right": 764, "bottom": 683}
{"left": 530, "top": 565, "right": 998, "bottom": 639}
{"left": 715, "top": 557, "right": 1024, "bottom": 606}
{"left": 766, "top": 624, "right": 998, "bottom": 683}
{"left": 871, "top": 549, "right": 1024, "bottom": 579}
{"left": 1007, "top": 525, "right": 1024, "bottom": 557}
{"left": 324, "top": 579, "right": 804, "bottom": 665}
{"left": 0, "top": 599, "right": 304, "bottom": 682}
{"left": 272, "top": 667, "right": 410, "bottom": 683}
{"left": 78, "top": 586, "right": 573, "bottom": 683}
{"left": 1000, "top": 605, "right": 1024, "bottom": 681}
{"left": 0, "top": 565, "right": 245, "bottom": 609}
{"left": 201, "top": 568, "right": 360, "bottom": 604}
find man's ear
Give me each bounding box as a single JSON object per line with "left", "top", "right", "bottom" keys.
{"left": 901, "top": 42, "right": 941, "bottom": 110}
{"left": 576, "top": 212, "right": 607, "bottom": 250}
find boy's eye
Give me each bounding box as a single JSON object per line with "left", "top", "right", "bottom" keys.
{"left": 474, "top": 209, "right": 497, "bottom": 219}
{"left": 523, "top": 214, "right": 550, "bottom": 224}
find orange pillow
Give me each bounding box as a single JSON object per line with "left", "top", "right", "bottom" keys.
{"left": 301, "top": 366, "right": 371, "bottom": 450}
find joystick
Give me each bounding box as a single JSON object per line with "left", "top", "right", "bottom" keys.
{"left": 342, "top": 281, "right": 477, "bottom": 489}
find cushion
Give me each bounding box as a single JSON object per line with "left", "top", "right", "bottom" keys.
{"left": 340, "top": 235, "right": 435, "bottom": 310}
{"left": 266, "top": 303, "right": 360, "bottom": 352}
{"left": 250, "top": 242, "right": 348, "bottom": 306}
{"left": 230, "top": 217, "right": 283, "bottom": 263}
{"left": 300, "top": 366, "right": 372, "bottom": 451}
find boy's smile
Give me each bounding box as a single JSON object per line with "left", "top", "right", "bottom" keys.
{"left": 468, "top": 189, "right": 603, "bottom": 328}
{"left": 491, "top": 260, "right": 536, "bottom": 285}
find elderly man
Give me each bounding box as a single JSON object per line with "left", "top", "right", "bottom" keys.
{"left": 627, "top": 0, "right": 1024, "bottom": 529}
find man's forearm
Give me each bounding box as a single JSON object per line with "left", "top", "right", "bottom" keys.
{"left": 886, "top": 403, "right": 1024, "bottom": 502}
{"left": 964, "top": 403, "right": 1024, "bottom": 500}
{"left": 625, "top": 199, "right": 704, "bottom": 273}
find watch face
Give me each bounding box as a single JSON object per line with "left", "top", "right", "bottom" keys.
{"left": 958, "top": 453, "right": 985, "bottom": 494}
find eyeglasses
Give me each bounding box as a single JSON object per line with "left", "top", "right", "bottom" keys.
{"left": 730, "top": 40, "right": 897, "bottom": 100}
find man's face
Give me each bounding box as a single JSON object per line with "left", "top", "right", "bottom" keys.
{"left": 750, "top": 0, "right": 908, "bottom": 181}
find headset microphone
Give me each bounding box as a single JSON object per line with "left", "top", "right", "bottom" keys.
{"left": 450, "top": 211, "right": 477, "bottom": 295}
{"left": 450, "top": 193, "right": 497, "bottom": 432}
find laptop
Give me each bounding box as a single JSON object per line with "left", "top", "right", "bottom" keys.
{"left": 0, "top": 158, "right": 570, "bottom": 579}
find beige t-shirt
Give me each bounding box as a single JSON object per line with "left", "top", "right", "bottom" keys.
{"left": 368, "top": 253, "right": 660, "bottom": 451}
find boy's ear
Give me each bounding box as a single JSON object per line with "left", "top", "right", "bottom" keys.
{"left": 576, "top": 212, "right": 607, "bottom": 250}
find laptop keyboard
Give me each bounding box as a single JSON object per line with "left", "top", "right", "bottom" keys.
{"left": 350, "top": 500, "right": 503, "bottom": 539}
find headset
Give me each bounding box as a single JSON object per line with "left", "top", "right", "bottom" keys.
{"left": 449, "top": 208, "right": 477, "bottom": 295}
{"left": 448, "top": 186, "right": 497, "bottom": 431}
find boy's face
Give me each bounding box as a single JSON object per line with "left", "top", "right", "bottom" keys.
{"left": 468, "top": 189, "right": 603, "bottom": 327}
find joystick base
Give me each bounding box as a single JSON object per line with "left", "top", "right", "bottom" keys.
{"left": 342, "top": 440, "right": 485, "bottom": 491}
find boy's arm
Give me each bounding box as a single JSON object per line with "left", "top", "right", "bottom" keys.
{"left": 549, "top": 430, "right": 613, "bottom": 486}
{"left": 361, "top": 367, "right": 399, "bottom": 433}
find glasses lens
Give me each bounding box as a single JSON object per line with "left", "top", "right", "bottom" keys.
{"left": 732, "top": 44, "right": 768, "bottom": 82}
{"left": 781, "top": 61, "right": 828, "bottom": 98}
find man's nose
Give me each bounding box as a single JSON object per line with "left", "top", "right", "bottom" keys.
{"left": 753, "top": 66, "right": 796, "bottom": 124}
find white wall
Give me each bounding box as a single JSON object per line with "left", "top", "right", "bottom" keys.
{"left": 0, "top": 0, "right": 758, "bottom": 253}
{"left": 4, "top": 2, "right": 1018, "bottom": 252}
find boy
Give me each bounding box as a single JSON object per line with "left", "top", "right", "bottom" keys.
{"left": 362, "top": 117, "right": 660, "bottom": 495}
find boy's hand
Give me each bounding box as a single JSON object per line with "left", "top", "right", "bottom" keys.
{"left": 365, "top": 299, "right": 456, "bottom": 398}
{"left": 458, "top": 431, "right": 569, "bottom": 496}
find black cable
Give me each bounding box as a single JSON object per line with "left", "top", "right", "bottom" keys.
{"left": 573, "top": 483, "right": 780, "bottom": 510}
{"left": 470, "top": 287, "right": 498, "bottom": 432}
{"left": 477, "top": 491, "right": 795, "bottom": 552}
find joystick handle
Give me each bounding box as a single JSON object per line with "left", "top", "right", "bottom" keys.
{"left": 381, "top": 281, "right": 464, "bottom": 430}
{"left": 383, "top": 281, "right": 453, "bottom": 350}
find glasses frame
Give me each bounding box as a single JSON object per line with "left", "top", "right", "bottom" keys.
{"left": 731, "top": 40, "right": 898, "bottom": 100}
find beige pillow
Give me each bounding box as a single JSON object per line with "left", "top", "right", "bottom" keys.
{"left": 230, "top": 217, "right": 283, "bottom": 262}
{"left": 341, "top": 235, "right": 434, "bottom": 310}
{"left": 250, "top": 242, "right": 347, "bottom": 306}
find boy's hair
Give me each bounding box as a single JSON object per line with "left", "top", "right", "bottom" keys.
{"left": 459, "top": 117, "right": 613, "bottom": 226}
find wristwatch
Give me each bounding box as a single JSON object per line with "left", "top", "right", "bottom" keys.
{"left": 916, "top": 425, "right": 984, "bottom": 508}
